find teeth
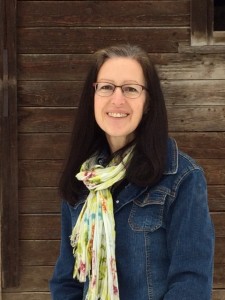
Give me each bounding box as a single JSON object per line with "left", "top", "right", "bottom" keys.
{"left": 108, "top": 112, "right": 128, "bottom": 118}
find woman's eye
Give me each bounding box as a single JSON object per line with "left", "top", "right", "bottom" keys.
{"left": 100, "top": 84, "right": 113, "bottom": 91}
{"left": 124, "top": 86, "right": 138, "bottom": 93}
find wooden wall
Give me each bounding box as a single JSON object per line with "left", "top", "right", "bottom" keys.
{"left": 2, "top": 0, "right": 225, "bottom": 299}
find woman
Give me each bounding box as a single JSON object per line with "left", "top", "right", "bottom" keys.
{"left": 50, "top": 44, "right": 214, "bottom": 300}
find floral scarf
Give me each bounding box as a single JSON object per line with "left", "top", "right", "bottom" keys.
{"left": 70, "top": 148, "right": 133, "bottom": 300}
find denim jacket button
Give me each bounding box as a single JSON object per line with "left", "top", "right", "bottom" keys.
{"left": 116, "top": 200, "right": 120, "bottom": 204}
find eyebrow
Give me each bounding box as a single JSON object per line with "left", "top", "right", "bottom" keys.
{"left": 96, "top": 79, "right": 141, "bottom": 84}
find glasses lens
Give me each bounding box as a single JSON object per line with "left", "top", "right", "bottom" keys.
{"left": 122, "top": 84, "right": 142, "bottom": 98}
{"left": 95, "top": 83, "right": 114, "bottom": 96}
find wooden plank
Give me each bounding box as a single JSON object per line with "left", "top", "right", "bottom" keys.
{"left": 18, "top": 81, "right": 81, "bottom": 107}
{"left": 2, "top": 293, "right": 51, "bottom": 300}
{"left": 18, "top": 54, "right": 92, "bottom": 81}
{"left": 214, "top": 32, "right": 225, "bottom": 45}
{"left": 214, "top": 264, "right": 225, "bottom": 289}
{"left": 211, "top": 213, "right": 225, "bottom": 238}
{"left": 215, "top": 237, "right": 225, "bottom": 264}
{"left": 18, "top": 133, "right": 70, "bottom": 160}
{"left": 158, "top": 54, "right": 225, "bottom": 80}
{"left": 18, "top": 106, "right": 225, "bottom": 133}
{"left": 18, "top": 160, "right": 63, "bottom": 187}
{"left": 18, "top": 80, "right": 225, "bottom": 107}
{"left": 17, "top": 1, "right": 189, "bottom": 27}
{"left": 167, "top": 106, "right": 225, "bottom": 132}
{"left": 19, "top": 215, "right": 60, "bottom": 240}
{"left": 3, "top": 266, "right": 53, "bottom": 292}
{"left": 20, "top": 240, "right": 60, "bottom": 266}
{"left": 18, "top": 27, "right": 189, "bottom": 54}
{"left": 0, "top": 0, "right": 19, "bottom": 288}
{"left": 172, "top": 132, "right": 225, "bottom": 159}
{"left": 17, "top": 53, "right": 225, "bottom": 81}
{"left": 162, "top": 80, "right": 225, "bottom": 106}
{"left": 208, "top": 186, "right": 225, "bottom": 212}
{"left": 179, "top": 43, "right": 225, "bottom": 54}
{"left": 191, "top": 0, "right": 208, "bottom": 45}
{"left": 18, "top": 107, "right": 76, "bottom": 133}
{"left": 19, "top": 187, "right": 61, "bottom": 214}
{"left": 213, "top": 290, "right": 225, "bottom": 300}
{"left": 197, "top": 159, "right": 225, "bottom": 185}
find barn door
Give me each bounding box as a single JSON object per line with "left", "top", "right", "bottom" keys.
{"left": 0, "top": 0, "right": 18, "bottom": 288}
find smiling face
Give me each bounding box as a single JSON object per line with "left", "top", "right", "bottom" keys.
{"left": 94, "top": 57, "right": 147, "bottom": 153}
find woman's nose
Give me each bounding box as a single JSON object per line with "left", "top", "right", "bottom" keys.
{"left": 111, "top": 87, "right": 126, "bottom": 106}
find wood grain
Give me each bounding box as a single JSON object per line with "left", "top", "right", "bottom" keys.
{"left": 20, "top": 240, "right": 60, "bottom": 266}
{"left": 1, "top": 0, "right": 19, "bottom": 288}
{"left": 2, "top": 293, "right": 51, "bottom": 300}
{"left": 18, "top": 107, "right": 76, "bottom": 133}
{"left": 19, "top": 187, "right": 61, "bottom": 214}
{"left": 19, "top": 215, "right": 60, "bottom": 240}
{"left": 18, "top": 81, "right": 82, "bottom": 107}
{"left": 17, "top": 1, "right": 189, "bottom": 27}
{"left": 191, "top": 0, "right": 208, "bottom": 45}
{"left": 18, "top": 27, "right": 189, "bottom": 54}
{"left": 18, "top": 160, "right": 64, "bottom": 187}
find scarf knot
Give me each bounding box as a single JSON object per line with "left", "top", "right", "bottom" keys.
{"left": 70, "top": 148, "right": 133, "bottom": 300}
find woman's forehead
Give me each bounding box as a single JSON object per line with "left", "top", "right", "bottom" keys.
{"left": 97, "top": 57, "right": 145, "bottom": 83}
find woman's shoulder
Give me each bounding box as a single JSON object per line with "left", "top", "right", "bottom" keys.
{"left": 152, "top": 137, "right": 207, "bottom": 197}
{"left": 167, "top": 137, "right": 204, "bottom": 176}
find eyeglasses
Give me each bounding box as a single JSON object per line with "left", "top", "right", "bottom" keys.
{"left": 93, "top": 82, "right": 148, "bottom": 99}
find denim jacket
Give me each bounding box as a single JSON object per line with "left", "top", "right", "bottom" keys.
{"left": 50, "top": 138, "right": 215, "bottom": 300}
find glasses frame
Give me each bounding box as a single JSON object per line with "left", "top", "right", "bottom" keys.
{"left": 93, "top": 82, "right": 148, "bottom": 99}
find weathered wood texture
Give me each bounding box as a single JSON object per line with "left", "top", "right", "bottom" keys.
{"left": 2, "top": 0, "right": 224, "bottom": 298}
{"left": 0, "top": 0, "right": 3, "bottom": 294}
{"left": 17, "top": 1, "right": 190, "bottom": 27}
{"left": 191, "top": 0, "right": 209, "bottom": 45}
{"left": 0, "top": 0, "right": 19, "bottom": 288}
{"left": 191, "top": 0, "right": 225, "bottom": 46}
{"left": 18, "top": 28, "right": 189, "bottom": 54}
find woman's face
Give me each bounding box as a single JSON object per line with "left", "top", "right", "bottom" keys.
{"left": 94, "top": 57, "right": 147, "bottom": 153}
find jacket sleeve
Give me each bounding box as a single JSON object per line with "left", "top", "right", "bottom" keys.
{"left": 49, "top": 201, "right": 84, "bottom": 300}
{"left": 164, "top": 169, "right": 215, "bottom": 300}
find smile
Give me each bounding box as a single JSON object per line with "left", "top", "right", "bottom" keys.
{"left": 107, "top": 112, "right": 128, "bottom": 118}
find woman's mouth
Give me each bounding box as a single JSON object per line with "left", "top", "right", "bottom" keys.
{"left": 107, "top": 112, "right": 128, "bottom": 118}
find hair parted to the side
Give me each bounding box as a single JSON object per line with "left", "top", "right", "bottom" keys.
{"left": 59, "top": 44, "right": 168, "bottom": 205}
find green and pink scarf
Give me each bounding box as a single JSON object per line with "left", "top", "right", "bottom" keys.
{"left": 70, "top": 148, "right": 133, "bottom": 300}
